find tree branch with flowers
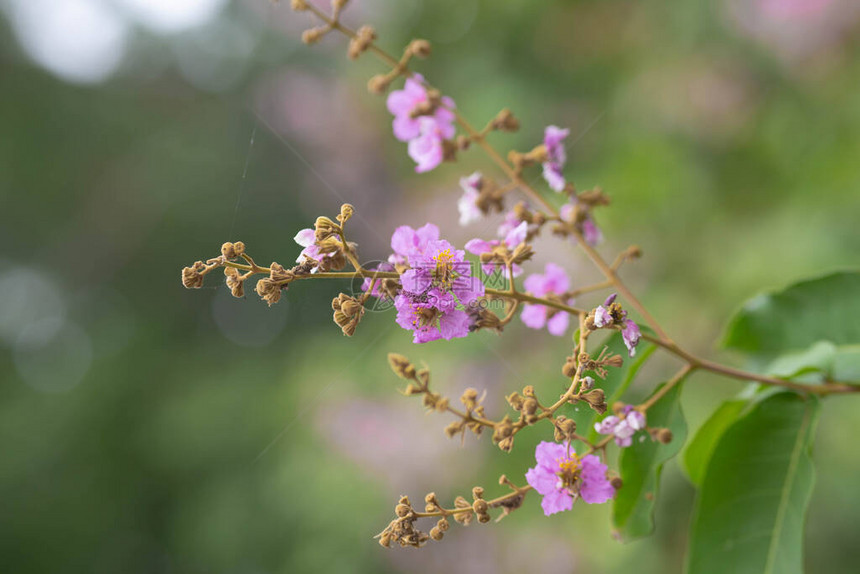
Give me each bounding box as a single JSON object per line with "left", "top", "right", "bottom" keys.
{"left": 180, "top": 1, "right": 860, "bottom": 571}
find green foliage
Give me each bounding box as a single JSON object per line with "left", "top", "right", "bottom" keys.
{"left": 570, "top": 330, "right": 656, "bottom": 444}
{"left": 686, "top": 392, "right": 820, "bottom": 574}
{"left": 763, "top": 341, "right": 860, "bottom": 384}
{"left": 722, "top": 270, "right": 860, "bottom": 359}
{"left": 612, "top": 380, "right": 687, "bottom": 541}
{"left": 683, "top": 397, "right": 748, "bottom": 486}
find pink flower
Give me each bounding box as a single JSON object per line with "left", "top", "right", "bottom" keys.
{"left": 594, "top": 406, "right": 647, "bottom": 448}
{"left": 393, "top": 233, "right": 485, "bottom": 344}
{"left": 400, "top": 239, "right": 484, "bottom": 304}
{"left": 407, "top": 117, "right": 448, "bottom": 173}
{"left": 458, "top": 172, "right": 483, "bottom": 226}
{"left": 542, "top": 125, "right": 569, "bottom": 192}
{"left": 520, "top": 263, "right": 573, "bottom": 336}
{"left": 464, "top": 221, "right": 528, "bottom": 277}
{"left": 386, "top": 75, "right": 456, "bottom": 173}
{"left": 525, "top": 441, "right": 615, "bottom": 516}
{"left": 386, "top": 74, "right": 456, "bottom": 142}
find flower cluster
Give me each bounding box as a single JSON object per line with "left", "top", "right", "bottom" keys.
{"left": 594, "top": 405, "right": 647, "bottom": 447}
{"left": 180, "top": 0, "right": 824, "bottom": 552}
{"left": 387, "top": 74, "right": 457, "bottom": 172}
{"left": 390, "top": 225, "right": 485, "bottom": 343}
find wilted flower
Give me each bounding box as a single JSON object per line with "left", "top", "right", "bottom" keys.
{"left": 525, "top": 441, "right": 615, "bottom": 515}
{"left": 521, "top": 263, "right": 573, "bottom": 336}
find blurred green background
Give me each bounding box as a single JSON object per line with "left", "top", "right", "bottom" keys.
{"left": 1, "top": 0, "right": 859, "bottom": 572}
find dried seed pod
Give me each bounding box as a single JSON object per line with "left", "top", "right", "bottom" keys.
{"left": 388, "top": 353, "right": 416, "bottom": 379}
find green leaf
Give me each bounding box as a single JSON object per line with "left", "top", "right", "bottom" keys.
{"left": 763, "top": 340, "right": 836, "bottom": 381}
{"left": 722, "top": 270, "right": 860, "bottom": 359}
{"left": 611, "top": 378, "right": 687, "bottom": 541}
{"left": 682, "top": 398, "right": 747, "bottom": 486}
{"left": 762, "top": 341, "right": 860, "bottom": 384}
{"left": 686, "top": 392, "right": 820, "bottom": 574}
{"left": 832, "top": 346, "right": 860, "bottom": 383}
{"left": 569, "top": 330, "right": 656, "bottom": 444}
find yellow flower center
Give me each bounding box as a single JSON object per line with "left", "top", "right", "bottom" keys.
{"left": 557, "top": 454, "right": 581, "bottom": 488}
{"left": 412, "top": 306, "right": 439, "bottom": 328}
{"left": 433, "top": 249, "right": 456, "bottom": 288}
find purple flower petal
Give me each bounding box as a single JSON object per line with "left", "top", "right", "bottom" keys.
{"left": 534, "top": 440, "right": 567, "bottom": 470}
{"left": 540, "top": 488, "right": 574, "bottom": 516}
{"left": 579, "top": 454, "right": 615, "bottom": 504}
{"left": 546, "top": 311, "right": 570, "bottom": 336}
{"left": 520, "top": 303, "right": 548, "bottom": 330}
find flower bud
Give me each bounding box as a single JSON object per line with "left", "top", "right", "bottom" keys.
{"left": 523, "top": 398, "right": 538, "bottom": 415}
{"left": 302, "top": 26, "right": 327, "bottom": 45}
{"left": 367, "top": 74, "right": 391, "bottom": 94}
{"left": 491, "top": 108, "right": 520, "bottom": 132}
{"left": 395, "top": 503, "right": 411, "bottom": 518}
{"left": 610, "top": 476, "right": 624, "bottom": 489}
{"left": 409, "top": 39, "right": 432, "bottom": 58}
{"left": 506, "top": 392, "right": 524, "bottom": 411}
{"left": 656, "top": 428, "right": 674, "bottom": 444}
{"left": 580, "top": 376, "right": 595, "bottom": 391}
{"left": 221, "top": 241, "right": 241, "bottom": 260}
{"left": 224, "top": 267, "right": 244, "bottom": 298}
{"left": 347, "top": 26, "right": 376, "bottom": 60}
{"left": 255, "top": 278, "right": 282, "bottom": 306}
{"left": 429, "top": 526, "right": 443, "bottom": 541}
{"left": 444, "top": 421, "right": 464, "bottom": 438}
{"left": 562, "top": 356, "right": 577, "bottom": 378}
{"left": 497, "top": 436, "right": 514, "bottom": 452}
{"left": 338, "top": 203, "right": 355, "bottom": 223}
